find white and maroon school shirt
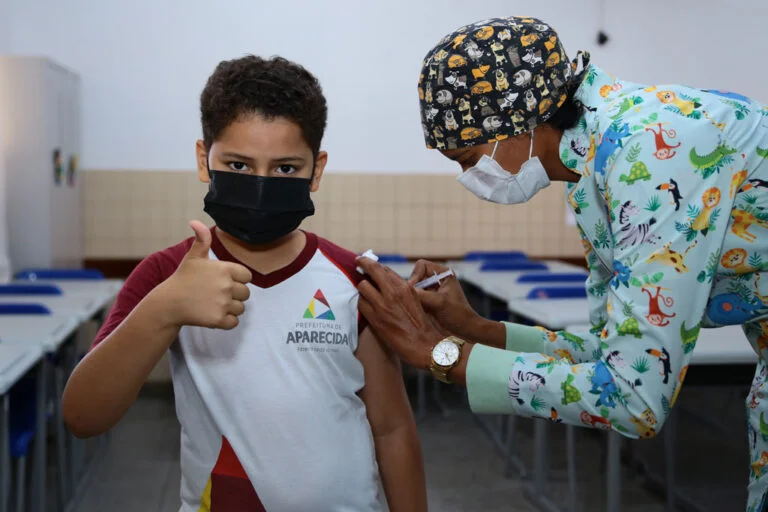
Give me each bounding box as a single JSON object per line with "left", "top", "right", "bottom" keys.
{"left": 92, "top": 229, "right": 383, "bottom": 512}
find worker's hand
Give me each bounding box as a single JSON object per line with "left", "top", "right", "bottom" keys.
{"left": 162, "top": 221, "right": 252, "bottom": 330}
{"left": 408, "top": 260, "right": 482, "bottom": 341}
{"left": 356, "top": 257, "right": 443, "bottom": 370}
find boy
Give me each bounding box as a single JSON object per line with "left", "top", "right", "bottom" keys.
{"left": 63, "top": 55, "right": 427, "bottom": 511}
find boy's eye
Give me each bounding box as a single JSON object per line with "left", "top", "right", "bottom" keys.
{"left": 276, "top": 164, "right": 298, "bottom": 175}
{"left": 228, "top": 162, "right": 250, "bottom": 173}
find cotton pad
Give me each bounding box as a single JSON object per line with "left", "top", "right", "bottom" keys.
{"left": 356, "top": 249, "right": 379, "bottom": 274}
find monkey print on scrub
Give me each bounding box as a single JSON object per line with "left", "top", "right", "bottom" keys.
{"left": 471, "top": 44, "right": 768, "bottom": 511}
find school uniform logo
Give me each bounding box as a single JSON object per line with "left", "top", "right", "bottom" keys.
{"left": 303, "top": 289, "right": 336, "bottom": 320}
{"left": 287, "top": 289, "right": 349, "bottom": 349}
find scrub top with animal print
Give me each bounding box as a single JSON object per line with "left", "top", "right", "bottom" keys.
{"left": 464, "top": 64, "right": 768, "bottom": 510}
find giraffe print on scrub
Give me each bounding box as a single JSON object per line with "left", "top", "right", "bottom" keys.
{"left": 494, "top": 64, "right": 768, "bottom": 511}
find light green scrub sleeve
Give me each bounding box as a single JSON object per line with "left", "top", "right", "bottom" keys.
{"left": 466, "top": 344, "right": 519, "bottom": 414}
{"left": 502, "top": 322, "right": 547, "bottom": 352}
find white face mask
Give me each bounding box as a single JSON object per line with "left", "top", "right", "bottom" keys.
{"left": 456, "top": 129, "right": 550, "bottom": 204}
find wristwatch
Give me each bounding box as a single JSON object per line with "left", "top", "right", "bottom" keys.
{"left": 429, "top": 336, "right": 466, "bottom": 384}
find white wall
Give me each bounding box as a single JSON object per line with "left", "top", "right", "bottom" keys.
{"left": 0, "top": 0, "right": 10, "bottom": 53}
{"left": 6, "top": 0, "right": 768, "bottom": 173}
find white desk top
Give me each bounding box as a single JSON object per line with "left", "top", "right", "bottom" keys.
{"left": 457, "top": 261, "right": 585, "bottom": 291}
{"left": 0, "top": 316, "right": 80, "bottom": 352}
{"left": 0, "top": 295, "right": 101, "bottom": 322}
{"left": 690, "top": 326, "right": 756, "bottom": 366}
{"left": 506, "top": 298, "right": 590, "bottom": 330}
{"left": 12, "top": 278, "right": 122, "bottom": 311}
{"left": 0, "top": 342, "right": 43, "bottom": 394}
{"left": 13, "top": 278, "right": 122, "bottom": 296}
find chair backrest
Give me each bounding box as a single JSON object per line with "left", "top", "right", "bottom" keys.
{"left": 15, "top": 268, "right": 105, "bottom": 281}
{"left": 525, "top": 286, "right": 587, "bottom": 300}
{"left": 480, "top": 261, "right": 548, "bottom": 272}
{"left": 0, "top": 284, "right": 63, "bottom": 296}
{"left": 517, "top": 273, "right": 587, "bottom": 284}
{"left": 377, "top": 254, "right": 409, "bottom": 263}
{"left": 465, "top": 251, "right": 527, "bottom": 262}
{"left": 9, "top": 375, "right": 37, "bottom": 457}
{"left": 0, "top": 303, "right": 52, "bottom": 315}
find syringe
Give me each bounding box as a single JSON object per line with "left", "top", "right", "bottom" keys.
{"left": 414, "top": 269, "right": 456, "bottom": 289}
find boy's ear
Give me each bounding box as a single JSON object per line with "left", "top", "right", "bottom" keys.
{"left": 310, "top": 151, "right": 328, "bottom": 193}
{"left": 196, "top": 140, "right": 210, "bottom": 183}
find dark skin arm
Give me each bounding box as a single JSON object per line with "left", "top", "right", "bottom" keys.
{"left": 357, "top": 257, "right": 476, "bottom": 385}
{"left": 357, "top": 327, "right": 427, "bottom": 511}
{"left": 407, "top": 259, "right": 506, "bottom": 348}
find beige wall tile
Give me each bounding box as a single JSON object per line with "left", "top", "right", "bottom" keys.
{"left": 83, "top": 170, "right": 589, "bottom": 259}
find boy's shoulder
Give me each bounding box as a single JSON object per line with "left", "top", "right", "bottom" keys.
{"left": 313, "top": 234, "right": 365, "bottom": 286}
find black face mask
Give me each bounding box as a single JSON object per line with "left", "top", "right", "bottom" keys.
{"left": 203, "top": 170, "right": 315, "bottom": 245}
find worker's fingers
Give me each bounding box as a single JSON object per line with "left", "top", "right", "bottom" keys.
{"left": 356, "top": 258, "right": 402, "bottom": 295}
{"left": 408, "top": 259, "right": 450, "bottom": 285}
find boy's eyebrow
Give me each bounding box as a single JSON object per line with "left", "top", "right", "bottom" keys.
{"left": 272, "top": 156, "right": 307, "bottom": 164}
{"left": 220, "top": 151, "right": 255, "bottom": 161}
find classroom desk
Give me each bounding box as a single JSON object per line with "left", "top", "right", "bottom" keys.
{"left": 0, "top": 343, "right": 44, "bottom": 512}
{"left": 0, "top": 296, "right": 102, "bottom": 323}
{"left": 0, "top": 315, "right": 84, "bottom": 512}
{"left": 517, "top": 303, "right": 755, "bottom": 512}
{"left": 451, "top": 260, "right": 586, "bottom": 286}
{"left": 506, "top": 298, "right": 590, "bottom": 330}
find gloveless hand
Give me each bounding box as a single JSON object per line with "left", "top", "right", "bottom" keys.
{"left": 356, "top": 258, "right": 443, "bottom": 370}
{"left": 408, "top": 259, "right": 484, "bottom": 341}
{"left": 161, "top": 221, "right": 253, "bottom": 330}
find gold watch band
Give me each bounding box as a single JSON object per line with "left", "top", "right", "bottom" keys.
{"left": 429, "top": 336, "right": 466, "bottom": 384}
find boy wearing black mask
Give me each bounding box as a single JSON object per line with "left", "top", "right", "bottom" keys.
{"left": 63, "top": 55, "right": 427, "bottom": 512}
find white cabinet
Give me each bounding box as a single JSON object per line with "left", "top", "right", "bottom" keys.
{"left": 0, "top": 56, "right": 83, "bottom": 272}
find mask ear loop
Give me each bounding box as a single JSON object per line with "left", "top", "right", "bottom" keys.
{"left": 528, "top": 128, "right": 535, "bottom": 159}
{"left": 490, "top": 141, "right": 500, "bottom": 160}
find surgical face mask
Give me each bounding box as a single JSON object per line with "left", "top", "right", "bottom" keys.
{"left": 456, "top": 130, "right": 550, "bottom": 204}
{"left": 203, "top": 170, "right": 315, "bottom": 245}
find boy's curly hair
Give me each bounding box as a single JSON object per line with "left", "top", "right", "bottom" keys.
{"left": 200, "top": 55, "right": 328, "bottom": 154}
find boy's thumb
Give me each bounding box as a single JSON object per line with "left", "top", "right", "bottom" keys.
{"left": 186, "top": 220, "right": 212, "bottom": 259}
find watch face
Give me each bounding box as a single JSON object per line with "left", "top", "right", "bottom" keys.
{"left": 433, "top": 340, "right": 460, "bottom": 366}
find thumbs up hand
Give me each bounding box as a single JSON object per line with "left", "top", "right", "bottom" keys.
{"left": 163, "top": 221, "right": 253, "bottom": 330}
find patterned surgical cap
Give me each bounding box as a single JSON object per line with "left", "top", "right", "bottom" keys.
{"left": 418, "top": 16, "right": 590, "bottom": 150}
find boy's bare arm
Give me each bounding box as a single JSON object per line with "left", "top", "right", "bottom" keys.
{"left": 63, "top": 222, "right": 252, "bottom": 438}
{"left": 357, "top": 327, "right": 428, "bottom": 512}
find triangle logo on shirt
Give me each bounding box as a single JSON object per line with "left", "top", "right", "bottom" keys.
{"left": 303, "top": 289, "right": 336, "bottom": 320}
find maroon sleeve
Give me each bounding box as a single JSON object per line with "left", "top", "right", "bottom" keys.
{"left": 91, "top": 237, "right": 194, "bottom": 349}
{"left": 315, "top": 235, "right": 369, "bottom": 335}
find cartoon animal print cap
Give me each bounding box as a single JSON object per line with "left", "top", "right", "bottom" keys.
{"left": 418, "top": 16, "right": 590, "bottom": 150}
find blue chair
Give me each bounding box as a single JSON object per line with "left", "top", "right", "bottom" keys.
{"left": 480, "top": 261, "right": 549, "bottom": 272}
{"left": 517, "top": 273, "right": 587, "bottom": 284}
{"left": 525, "top": 286, "right": 587, "bottom": 300}
{"left": 377, "top": 254, "right": 408, "bottom": 263}
{"left": 0, "top": 284, "right": 63, "bottom": 296}
{"left": 15, "top": 268, "right": 104, "bottom": 281}
{"left": 0, "top": 304, "right": 52, "bottom": 315}
{"left": 465, "top": 251, "right": 527, "bottom": 261}
{"left": 9, "top": 375, "right": 36, "bottom": 512}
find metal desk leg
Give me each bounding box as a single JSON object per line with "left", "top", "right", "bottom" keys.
{"left": 31, "top": 362, "right": 48, "bottom": 512}
{"left": 503, "top": 414, "right": 527, "bottom": 478}
{"left": 1, "top": 394, "right": 9, "bottom": 512}
{"left": 431, "top": 378, "right": 447, "bottom": 416}
{"left": 54, "top": 364, "right": 68, "bottom": 507}
{"left": 416, "top": 371, "right": 426, "bottom": 421}
{"left": 533, "top": 419, "right": 551, "bottom": 493}
{"left": 606, "top": 431, "right": 622, "bottom": 512}
{"left": 566, "top": 425, "right": 579, "bottom": 512}
{"left": 664, "top": 410, "right": 677, "bottom": 512}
